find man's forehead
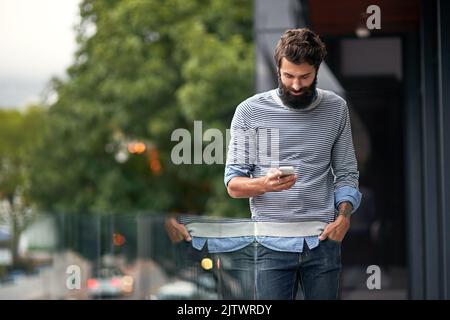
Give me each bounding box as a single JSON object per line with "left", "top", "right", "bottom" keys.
{"left": 279, "top": 58, "right": 315, "bottom": 75}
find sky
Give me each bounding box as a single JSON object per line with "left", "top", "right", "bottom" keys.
{"left": 0, "top": 0, "right": 81, "bottom": 108}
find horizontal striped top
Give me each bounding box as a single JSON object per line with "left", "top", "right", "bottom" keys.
{"left": 225, "top": 88, "right": 360, "bottom": 225}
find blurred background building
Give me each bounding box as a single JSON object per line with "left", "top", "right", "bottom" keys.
{"left": 254, "top": 0, "right": 449, "bottom": 299}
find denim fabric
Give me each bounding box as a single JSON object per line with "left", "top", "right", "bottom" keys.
{"left": 224, "top": 164, "right": 254, "bottom": 187}
{"left": 212, "top": 238, "right": 341, "bottom": 300}
{"left": 335, "top": 185, "right": 362, "bottom": 213}
{"left": 192, "top": 235, "right": 320, "bottom": 253}
{"left": 193, "top": 236, "right": 254, "bottom": 253}
{"left": 254, "top": 235, "right": 319, "bottom": 252}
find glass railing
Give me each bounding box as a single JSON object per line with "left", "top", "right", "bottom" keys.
{"left": 0, "top": 213, "right": 408, "bottom": 300}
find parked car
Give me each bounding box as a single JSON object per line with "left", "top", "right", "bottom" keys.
{"left": 87, "top": 266, "right": 134, "bottom": 298}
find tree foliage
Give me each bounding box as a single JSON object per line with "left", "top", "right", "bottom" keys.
{"left": 0, "top": 106, "right": 47, "bottom": 263}
{"left": 28, "top": 0, "right": 254, "bottom": 217}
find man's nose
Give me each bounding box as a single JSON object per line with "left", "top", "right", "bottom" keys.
{"left": 292, "top": 80, "right": 302, "bottom": 91}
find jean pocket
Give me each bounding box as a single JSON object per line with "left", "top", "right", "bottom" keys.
{"left": 326, "top": 238, "right": 342, "bottom": 245}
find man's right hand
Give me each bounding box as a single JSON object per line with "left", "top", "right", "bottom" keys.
{"left": 227, "top": 168, "right": 297, "bottom": 198}
{"left": 263, "top": 168, "right": 297, "bottom": 192}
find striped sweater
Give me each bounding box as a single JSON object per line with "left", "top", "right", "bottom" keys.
{"left": 224, "top": 88, "right": 361, "bottom": 228}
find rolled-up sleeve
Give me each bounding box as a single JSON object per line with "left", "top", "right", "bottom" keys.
{"left": 332, "top": 103, "right": 362, "bottom": 213}
{"left": 224, "top": 164, "right": 254, "bottom": 187}
{"left": 335, "top": 186, "right": 362, "bottom": 213}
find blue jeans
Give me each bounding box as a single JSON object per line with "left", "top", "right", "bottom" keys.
{"left": 212, "top": 239, "right": 341, "bottom": 300}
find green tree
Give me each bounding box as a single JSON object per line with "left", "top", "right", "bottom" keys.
{"left": 0, "top": 106, "right": 46, "bottom": 265}
{"left": 28, "top": 0, "right": 254, "bottom": 218}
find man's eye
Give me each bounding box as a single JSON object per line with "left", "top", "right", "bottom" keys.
{"left": 285, "top": 74, "right": 293, "bottom": 78}
{"left": 302, "top": 75, "right": 309, "bottom": 80}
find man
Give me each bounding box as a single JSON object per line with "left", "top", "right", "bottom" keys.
{"left": 170, "top": 28, "right": 361, "bottom": 300}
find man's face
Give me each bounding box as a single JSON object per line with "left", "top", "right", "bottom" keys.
{"left": 278, "top": 58, "right": 318, "bottom": 109}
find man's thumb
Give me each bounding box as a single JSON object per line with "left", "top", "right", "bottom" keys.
{"left": 181, "top": 228, "right": 192, "bottom": 241}
{"left": 319, "top": 229, "right": 329, "bottom": 241}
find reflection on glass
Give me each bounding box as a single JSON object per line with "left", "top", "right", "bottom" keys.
{"left": 0, "top": 213, "right": 406, "bottom": 300}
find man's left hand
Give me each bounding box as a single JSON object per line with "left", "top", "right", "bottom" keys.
{"left": 319, "top": 202, "right": 352, "bottom": 242}
{"left": 319, "top": 215, "right": 350, "bottom": 242}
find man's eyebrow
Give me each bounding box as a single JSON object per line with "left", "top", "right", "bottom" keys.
{"left": 282, "top": 71, "right": 312, "bottom": 77}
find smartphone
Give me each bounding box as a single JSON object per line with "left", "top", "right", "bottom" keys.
{"left": 279, "top": 166, "right": 295, "bottom": 177}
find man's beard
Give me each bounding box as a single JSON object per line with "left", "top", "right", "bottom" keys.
{"left": 277, "top": 75, "right": 318, "bottom": 109}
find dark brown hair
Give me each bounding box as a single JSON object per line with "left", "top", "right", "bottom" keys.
{"left": 274, "top": 28, "right": 327, "bottom": 69}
